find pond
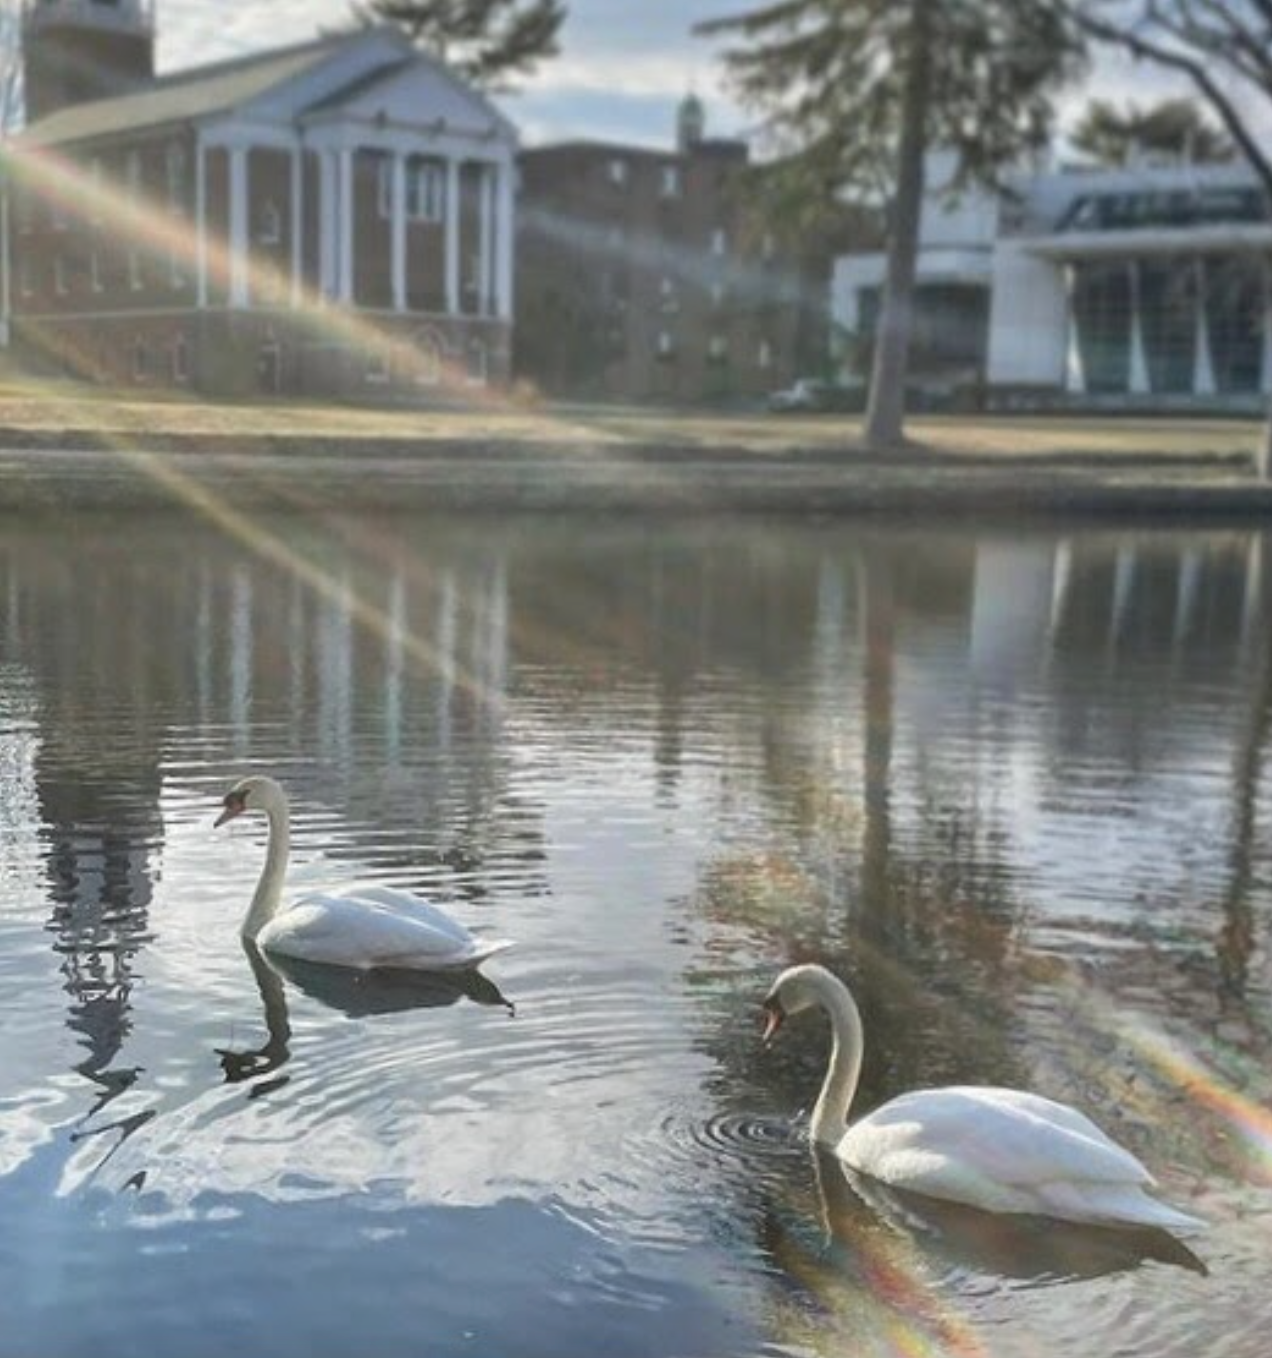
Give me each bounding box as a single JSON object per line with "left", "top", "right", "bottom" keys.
{"left": 0, "top": 512, "right": 1269, "bottom": 1358}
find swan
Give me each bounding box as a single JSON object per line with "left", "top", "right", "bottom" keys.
{"left": 215, "top": 775, "right": 513, "bottom": 972}
{"left": 762, "top": 964, "right": 1202, "bottom": 1234}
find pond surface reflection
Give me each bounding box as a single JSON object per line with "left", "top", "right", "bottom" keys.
{"left": 0, "top": 514, "right": 1269, "bottom": 1357}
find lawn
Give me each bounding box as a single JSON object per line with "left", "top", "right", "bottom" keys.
{"left": 0, "top": 377, "right": 1261, "bottom": 464}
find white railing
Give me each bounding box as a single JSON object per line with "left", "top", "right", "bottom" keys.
{"left": 22, "top": 0, "right": 156, "bottom": 35}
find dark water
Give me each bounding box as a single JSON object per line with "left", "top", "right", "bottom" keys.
{"left": 0, "top": 513, "right": 1269, "bottom": 1358}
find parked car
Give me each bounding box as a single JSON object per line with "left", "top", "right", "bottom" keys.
{"left": 767, "top": 377, "right": 863, "bottom": 413}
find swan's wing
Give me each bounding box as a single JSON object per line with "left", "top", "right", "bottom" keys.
{"left": 337, "top": 885, "right": 474, "bottom": 943}
{"left": 841, "top": 1086, "right": 1154, "bottom": 1210}
{"left": 260, "top": 893, "right": 506, "bottom": 970}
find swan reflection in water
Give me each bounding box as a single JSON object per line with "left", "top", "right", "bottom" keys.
{"left": 217, "top": 941, "right": 514, "bottom": 1090}
{"left": 776, "top": 1146, "right": 1208, "bottom": 1293}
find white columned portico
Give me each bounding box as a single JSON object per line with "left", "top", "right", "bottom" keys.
{"left": 229, "top": 145, "right": 250, "bottom": 308}
{"left": 339, "top": 147, "right": 355, "bottom": 304}
{"left": 444, "top": 155, "right": 461, "bottom": 314}
{"left": 392, "top": 151, "right": 408, "bottom": 312}
{"left": 290, "top": 143, "right": 304, "bottom": 307}
{"left": 494, "top": 155, "right": 514, "bottom": 322}
{"left": 195, "top": 135, "right": 208, "bottom": 307}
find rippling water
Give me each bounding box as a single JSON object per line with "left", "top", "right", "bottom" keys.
{"left": 0, "top": 514, "right": 1269, "bottom": 1358}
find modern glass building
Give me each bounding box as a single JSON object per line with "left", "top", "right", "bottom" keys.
{"left": 833, "top": 156, "right": 1272, "bottom": 409}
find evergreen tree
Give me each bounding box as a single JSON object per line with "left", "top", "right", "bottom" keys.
{"left": 353, "top": 0, "right": 566, "bottom": 89}
{"left": 1072, "top": 96, "right": 1233, "bottom": 166}
{"left": 698, "top": 0, "right": 1084, "bottom": 448}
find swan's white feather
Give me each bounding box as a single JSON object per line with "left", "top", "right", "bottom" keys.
{"left": 257, "top": 889, "right": 512, "bottom": 971}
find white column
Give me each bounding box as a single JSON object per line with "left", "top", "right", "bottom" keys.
{"left": 1, "top": 182, "right": 10, "bottom": 346}
{"left": 290, "top": 142, "right": 303, "bottom": 308}
{"left": 444, "top": 155, "right": 460, "bottom": 315}
{"left": 494, "top": 156, "right": 514, "bottom": 323}
{"left": 476, "top": 162, "right": 493, "bottom": 316}
{"left": 318, "top": 149, "right": 335, "bottom": 299}
{"left": 229, "top": 145, "right": 250, "bottom": 308}
{"left": 1193, "top": 257, "right": 1216, "bottom": 396}
{"left": 1127, "top": 261, "right": 1150, "bottom": 396}
{"left": 339, "top": 146, "right": 355, "bottom": 304}
{"left": 195, "top": 137, "right": 208, "bottom": 307}
{"left": 1261, "top": 259, "right": 1272, "bottom": 395}
{"left": 392, "top": 151, "right": 407, "bottom": 312}
{"left": 1063, "top": 263, "right": 1085, "bottom": 395}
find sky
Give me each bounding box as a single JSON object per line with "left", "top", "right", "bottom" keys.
{"left": 159, "top": 0, "right": 750, "bottom": 152}
{"left": 154, "top": 0, "right": 1187, "bottom": 155}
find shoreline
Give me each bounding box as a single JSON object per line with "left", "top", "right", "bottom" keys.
{"left": 1, "top": 439, "right": 1270, "bottom": 518}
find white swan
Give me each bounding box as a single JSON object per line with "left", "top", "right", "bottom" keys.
{"left": 762, "top": 964, "right": 1202, "bottom": 1234}
{"left": 215, "top": 775, "right": 513, "bottom": 972}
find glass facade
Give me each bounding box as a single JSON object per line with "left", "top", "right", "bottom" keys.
{"left": 1139, "top": 259, "right": 1195, "bottom": 394}
{"left": 1205, "top": 256, "right": 1264, "bottom": 394}
{"left": 1072, "top": 263, "right": 1132, "bottom": 393}
{"left": 1070, "top": 254, "right": 1269, "bottom": 397}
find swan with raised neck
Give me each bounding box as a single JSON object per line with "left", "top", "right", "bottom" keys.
{"left": 762, "top": 963, "right": 864, "bottom": 1145}
{"left": 214, "top": 774, "right": 292, "bottom": 940}
{"left": 761, "top": 962, "right": 1204, "bottom": 1234}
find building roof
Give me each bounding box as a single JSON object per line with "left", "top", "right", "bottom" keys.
{"left": 19, "top": 32, "right": 346, "bottom": 146}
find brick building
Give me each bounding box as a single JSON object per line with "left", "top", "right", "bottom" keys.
{"left": 1, "top": 0, "right": 517, "bottom": 398}
{"left": 515, "top": 97, "right": 826, "bottom": 404}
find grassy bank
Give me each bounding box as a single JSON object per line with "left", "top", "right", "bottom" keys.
{"left": 0, "top": 379, "right": 1262, "bottom": 465}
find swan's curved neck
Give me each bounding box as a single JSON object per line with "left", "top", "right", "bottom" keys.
{"left": 244, "top": 793, "right": 290, "bottom": 939}
{"left": 810, "top": 976, "right": 864, "bottom": 1146}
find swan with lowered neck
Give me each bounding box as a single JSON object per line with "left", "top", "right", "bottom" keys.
{"left": 215, "top": 775, "right": 512, "bottom": 971}
{"left": 762, "top": 964, "right": 1202, "bottom": 1235}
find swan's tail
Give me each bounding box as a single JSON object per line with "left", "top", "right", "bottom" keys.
{"left": 1047, "top": 1182, "right": 1205, "bottom": 1235}
{"left": 447, "top": 937, "right": 515, "bottom": 969}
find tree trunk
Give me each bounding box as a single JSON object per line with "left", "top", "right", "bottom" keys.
{"left": 863, "top": 0, "right": 933, "bottom": 450}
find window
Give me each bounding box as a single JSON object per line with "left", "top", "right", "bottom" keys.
{"left": 129, "top": 247, "right": 143, "bottom": 291}
{"left": 660, "top": 164, "right": 680, "bottom": 198}
{"left": 90, "top": 245, "right": 103, "bottom": 293}
{"left": 376, "top": 156, "right": 394, "bottom": 218}
{"left": 166, "top": 141, "right": 186, "bottom": 212}
{"left": 657, "top": 330, "right": 675, "bottom": 358}
{"left": 608, "top": 158, "right": 628, "bottom": 186}
{"left": 758, "top": 339, "right": 773, "bottom": 369}
{"left": 409, "top": 162, "right": 444, "bottom": 223}
{"left": 413, "top": 328, "right": 444, "bottom": 386}
{"left": 710, "top": 227, "right": 727, "bottom": 256}
{"left": 257, "top": 199, "right": 282, "bottom": 245}
{"left": 466, "top": 338, "right": 487, "bottom": 386}
{"left": 51, "top": 198, "right": 68, "bottom": 231}
{"left": 53, "top": 255, "right": 68, "bottom": 295}
{"left": 708, "top": 333, "right": 728, "bottom": 361}
{"left": 126, "top": 150, "right": 142, "bottom": 199}
{"left": 171, "top": 332, "right": 189, "bottom": 384}
{"left": 170, "top": 247, "right": 185, "bottom": 289}
{"left": 659, "top": 276, "right": 679, "bottom": 313}
{"left": 710, "top": 280, "right": 727, "bottom": 309}
{"left": 131, "top": 337, "right": 149, "bottom": 382}
{"left": 17, "top": 256, "right": 32, "bottom": 297}
{"left": 365, "top": 344, "right": 390, "bottom": 385}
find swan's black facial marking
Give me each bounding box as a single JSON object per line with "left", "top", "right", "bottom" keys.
{"left": 215, "top": 787, "right": 249, "bottom": 828}
{"left": 761, "top": 995, "right": 785, "bottom": 1047}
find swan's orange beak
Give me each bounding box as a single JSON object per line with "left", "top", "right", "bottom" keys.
{"left": 761, "top": 997, "right": 784, "bottom": 1047}
{"left": 215, "top": 790, "right": 247, "bottom": 828}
